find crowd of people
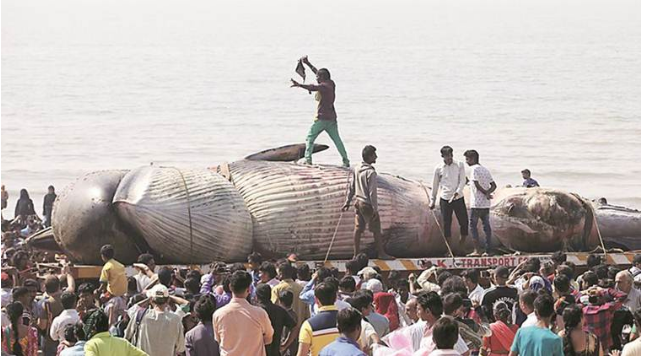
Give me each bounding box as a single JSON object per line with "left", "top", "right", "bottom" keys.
{"left": 0, "top": 234, "right": 641, "bottom": 356}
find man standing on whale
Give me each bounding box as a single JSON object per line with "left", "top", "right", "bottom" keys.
{"left": 291, "top": 56, "right": 350, "bottom": 167}
{"left": 343, "top": 145, "right": 393, "bottom": 259}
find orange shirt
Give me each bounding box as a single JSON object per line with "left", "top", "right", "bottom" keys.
{"left": 212, "top": 297, "right": 274, "bottom": 356}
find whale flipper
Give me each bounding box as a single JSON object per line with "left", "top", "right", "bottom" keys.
{"left": 245, "top": 143, "right": 329, "bottom": 162}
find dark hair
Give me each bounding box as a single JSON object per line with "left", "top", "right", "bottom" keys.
{"left": 12, "top": 287, "right": 29, "bottom": 301}
{"left": 61, "top": 291, "right": 78, "bottom": 310}
{"left": 634, "top": 254, "right": 641, "bottom": 266}
{"left": 337, "top": 307, "right": 363, "bottom": 334}
{"left": 248, "top": 252, "right": 263, "bottom": 265}
{"left": 297, "top": 264, "right": 311, "bottom": 281}
{"left": 355, "top": 253, "right": 369, "bottom": 271}
{"left": 587, "top": 255, "right": 602, "bottom": 269}
{"left": 440, "top": 146, "right": 453, "bottom": 157}
{"left": 493, "top": 302, "right": 512, "bottom": 324}
{"left": 256, "top": 283, "right": 272, "bottom": 303}
{"left": 316, "top": 267, "right": 333, "bottom": 282}
{"left": 63, "top": 323, "right": 79, "bottom": 344}
{"left": 137, "top": 253, "right": 154, "bottom": 266}
{"left": 19, "top": 189, "right": 30, "bottom": 200}
{"left": 315, "top": 281, "right": 337, "bottom": 306}
{"left": 607, "top": 266, "right": 621, "bottom": 281}
{"left": 100, "top": 244, "right": 115, "bottom": 259}
{"left": 519, "top": 290, "right": 537, "bottom": 311}
{"left": 228, "top": 271, "right": 251, "bottom": 295}
{"left": 6, "top": 301, "right": 24, "bottom": 355}
{"left": 521, "top": 169, "right": 531, "bottom": 176}
{"left": 525, "top": 258, "right": 541, "bottom": 273}
{"left": 551, "top": 251, "right": 567, "bottom": 266}
{"left": 437, "top": 271, "right": 453, "bottom": 289}
{"left": 533, "top": 293, "right": 555, "bottom": 319}
{"left": 231, "top": 262, "right": 247, "bottom": 272}
{"left": 278, "top": 263, "right": 296, "bottom": 280}
{"left": 221, "top": 274, "right": 232, "bottom": 294}
{"left": 194, "top": 295, "right": 216, "bottom": 322}
{"left": 187, "top": 269, "right": 202, "bottom": 281}
{"left": 45, "top": 275, "right": 61, "bottom": 294}
{"left": 323, "top": 276, "right": 340, "bottom": 292}
{"left": 553, "top": 274, "right": 571, "bottom": 294}
{"left": 88, "top": 309, "right": 110, "bottom": 335}
{"left": 582, "top": 271, "right": 599, "bottom": 288}
{"left": 417, "top": 291, "right": 443, "bottom": 319}
{"left": 441, "top": 276, "right": 468, "bottom": 297}
{"left": 634, "top": 308, "right": 641, "bottom": 329}
{"left": 345, "top": 260, "right": 361, "bottom": 275}
{"left": 127, "top": 276, "right": 138, "bottom": 292}
{"left": 462, "top": 269, "right": 479, "bottom": 285}
{"left": 396, "top": 279, "right": 409, "bottom": 291}
{"left": 556, "top": 265, "right": 574, "bottom": 281}
{"left": 463, "top": 150, "right": 479, "bottom": 163}
{"left": 339, "top": 276, "right": 357, "bottom": 293}
{"left": 278, "top": 290, "right": 294, "bottom": 308}
{"left": 362, "top": 145, "right": 377, "bottom": 162}
{"left": 348, "top": 290, "right": 373, "bottom": 311}
{"left": 442, "top": 293, "right": 463, "bottom": 315}
{"left": 592, "top": 264, "right": 609, "bottom": 280}
{"left": 433, "top": 317, "right": 459, "bottom": 349}
{"left": 317, "top": 68, "right": 331, "bottom": 80}
{"left": 158, "top": 267, "right": 173, "bottom": 287}
{"left": 78, "top": 282, "right": 95, "bottom": 294}
{"left": 562, "top": 305, "right": 583, "bottom": 356}
{"left": 184, "top": 277, "right": 200, "bottom": 295}
{"left": 260, "top": 262, "right": 277, "bottom": 279}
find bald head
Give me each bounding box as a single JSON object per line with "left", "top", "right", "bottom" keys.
{"left": 615, "top": 270, "right": 634, "bottom": 293}
{"left": 405, "top": 298, "right": 419, "bottom": 322}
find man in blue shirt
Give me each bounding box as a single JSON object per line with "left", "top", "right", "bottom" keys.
{"left": 320, "top": 307, "right": 366, "bottom": 356}
{"left": 510, "top": 293, "right": 564, "bottom": 356}
{"left": 521, "top": 169, "right": 540, "bottom": 188}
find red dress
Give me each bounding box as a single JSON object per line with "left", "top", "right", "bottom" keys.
{"left": 482, "top": 321, "right": 518, "bottom": 356}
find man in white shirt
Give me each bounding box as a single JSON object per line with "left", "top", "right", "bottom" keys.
{"left": 416, "top": 291, "right": 469, "bottom": 355}
{"left": 519, "top": 290, "right": 538, "bottom": 328}
{"left": 49, "top": 291, "right": 80, "bottom": 343}
{"left": 615, "top": 270, "right": 641, "bottom": 313}
{"left": 464, "top": 150, "right": 497, "bottom": 257}
{"left": 133, "top": 253, "right": 156, "bottom": 293}
{"left": 430, "top": 146, "right": 469, "bottom": 253}
{"left": 461, "top": 269, "right": 485, "bottom": 306}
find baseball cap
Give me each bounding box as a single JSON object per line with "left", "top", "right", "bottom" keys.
{"left": 365, "top": 278, "right": 383, "bottom": 293}
{"left": 494, "top": 266, "right": 510, "bottom": 279}
{"left": 146, "top": 284, "right": 169, "bottom": 299}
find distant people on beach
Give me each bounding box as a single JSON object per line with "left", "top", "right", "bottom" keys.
{"left": 14, "top": 189, "right": 36, "bottom": 225}
{"left": 1, "top": 185, "right": 8, "bottom": 211}
{"left": 290, "top": 56, "right": 350, "bottom": 168}
{"left": 43, "top": 185, "right": 57, "bottom": 228}
{"left": 521, "top": 169, "right": 540, "bottom": 188}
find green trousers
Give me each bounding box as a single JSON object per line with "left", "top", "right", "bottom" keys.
{"left": 305, "top": 120, "right": 350, "bottom": 166}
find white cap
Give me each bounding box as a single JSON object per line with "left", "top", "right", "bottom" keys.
{"left": 365, "top": 278, "right": 383, "bottom": 293}
{"left": 146, "top": 284, "right": 169, "bottom": 299}
{"left": 358, "top": 267, "right": 378, "bottom": 280}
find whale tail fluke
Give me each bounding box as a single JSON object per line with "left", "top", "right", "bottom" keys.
{"left": 245, "top": 143, "right": 329, "bottom": 162}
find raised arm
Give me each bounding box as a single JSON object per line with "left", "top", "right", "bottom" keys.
{"left": 302, "top": 56, "right": 318, "bottom": 74}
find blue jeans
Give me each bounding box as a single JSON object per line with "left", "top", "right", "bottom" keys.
{"left": 470, "top": 208, "right": 492, "bottom": 252}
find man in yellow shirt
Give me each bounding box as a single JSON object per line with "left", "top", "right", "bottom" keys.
{"left": 297, "top": 281, "right": 340, "bottom": 356}
{"left": 97, "top": 244, "right": 127, "bottom": 327}
{"left": 84, "top": 309, "right": 147, "bottom": 356}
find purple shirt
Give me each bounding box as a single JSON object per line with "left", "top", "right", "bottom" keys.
{"left": 185, "top": 322, "right": 220, "bottom": 356}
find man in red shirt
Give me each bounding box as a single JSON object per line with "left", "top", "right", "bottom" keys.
{"left": 291, "top": 56, "right": 350, "bottom": 167}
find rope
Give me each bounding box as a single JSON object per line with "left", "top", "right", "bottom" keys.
{"left": 173, "top": 167, "right": 194, "bottom": 260}
{"left": 591, "top": 208, "right": 608, "bottom": 257}
{"left": 323, "top": 169, "right": 353, "bottom": 263}
{"left": 324, "top": 212, "right": 344, "bottom": 263}
{"left": 417, "top": 181, "right": 455, "bottom": 260}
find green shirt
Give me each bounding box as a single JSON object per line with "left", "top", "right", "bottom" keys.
{"left": 84, "top": 332, "right": 148, "bottom": 356}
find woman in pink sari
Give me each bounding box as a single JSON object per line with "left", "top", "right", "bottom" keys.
{"left": 481, "top": 301, "right": 518, "bottom": 356}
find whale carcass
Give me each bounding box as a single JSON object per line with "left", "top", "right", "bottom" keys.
{"left": 47, "top": 144, "right": 640, "bottom": 265}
